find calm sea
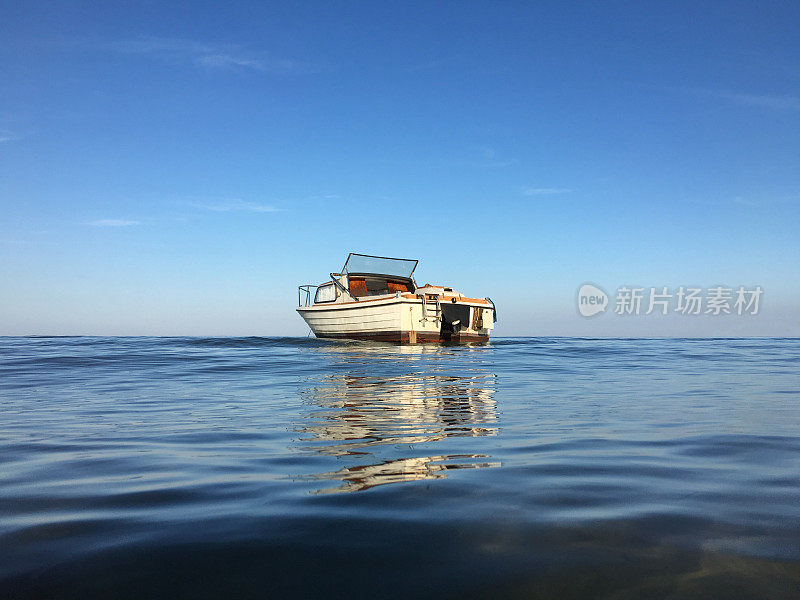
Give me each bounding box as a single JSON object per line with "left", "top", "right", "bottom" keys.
{"left": 1, "top": 337, "right": 799, "bottom": 599}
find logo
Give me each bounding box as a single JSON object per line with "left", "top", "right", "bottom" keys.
{"left": 577, "top": 283, "right": 608, "bottom": 317}
{"left": 576, "top": 284, "right": 763, "bottom": 317}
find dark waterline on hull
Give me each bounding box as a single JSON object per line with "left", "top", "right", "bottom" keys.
{"left": 315, "top": 330, "right": 490, "bottom": 343}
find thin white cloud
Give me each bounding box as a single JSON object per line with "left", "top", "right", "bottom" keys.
{"left": 196, "top": 200, "right": 283, "bottom": 213}
{"left": 196, "top": 54, "right": 263, "bottom": 70}
{"left": 733, "top": 193, "right": 800, "bottom": 207}
{"left": 472, "top": 146, "right": 519, "bottom": 167}
{"left": 406, "top": 56, "right": 459, "bottom": 73}
{"left": 687, "top": 88, "right": 800, "bottom": 111}
{"left": 746, "top": 94, "right": 798, "bottom": 110}
{"left": 491, "top": 158, "right": 520, "bottom": 167}
{"left": 0, "top": 131, "right": 16, "bottom": 143}
{"left": 108, "top": 37, "right": 297, "bottom": 73}
{"left": 713, "top": 91, "right": 800, "bottom": 111}
{"left": 87, "top": 219, "right": 141, "bottom": 227}
{"left": 522, "top": 187, "right": 572, "bottom": 196}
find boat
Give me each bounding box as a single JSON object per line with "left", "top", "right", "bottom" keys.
{"left": 297, "top": 253, "right": 496, "bottom": 344}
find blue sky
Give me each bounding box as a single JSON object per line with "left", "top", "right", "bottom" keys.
{"left": 1, "top": 1, "right": 798, "bottom": 336}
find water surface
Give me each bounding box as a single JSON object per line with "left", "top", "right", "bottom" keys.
{"left": 1, "top": 337, "right": 799, "bottom": 598}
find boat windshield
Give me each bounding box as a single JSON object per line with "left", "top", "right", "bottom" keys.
{"left": 341, "top": 253, "right": 418, "bottom": 278}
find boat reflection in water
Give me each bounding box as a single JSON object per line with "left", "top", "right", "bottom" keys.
{"left": 298, "top": 344, "right": 500, "bottom": 494}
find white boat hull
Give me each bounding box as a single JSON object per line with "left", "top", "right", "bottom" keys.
{"left": 297, "top": 296, "right": 494, "bottom": 343}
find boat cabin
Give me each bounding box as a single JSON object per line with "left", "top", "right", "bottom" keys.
{"left": 306, "top": 253, "right": 420, "bottom": 305}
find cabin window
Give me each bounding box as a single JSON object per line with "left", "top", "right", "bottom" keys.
{"left": 314, "top": 283, "right": 336, "bottom": 303}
